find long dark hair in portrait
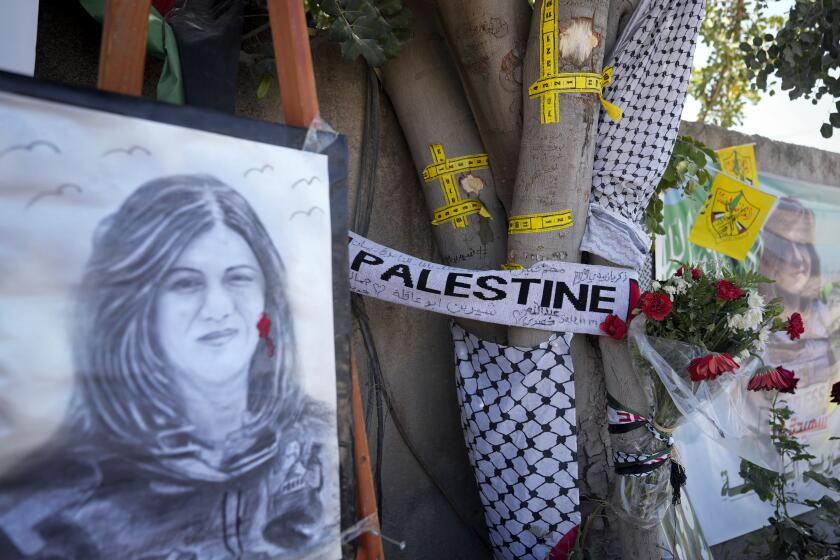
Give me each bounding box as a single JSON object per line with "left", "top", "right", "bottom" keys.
{"left": 72, "top": 174, "right": 299, "bottom": 483}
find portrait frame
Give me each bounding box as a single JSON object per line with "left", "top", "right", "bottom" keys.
{"left": 0, "top": 69, "right": 354, "bottom": 559}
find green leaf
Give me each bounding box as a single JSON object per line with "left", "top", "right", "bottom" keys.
{"left": 738, "top": 458, "right": 781, "bottom": 502}
{"left": 689, "top": 150, "right": 707, "bottom": 168}
{"left": 803, "top": 470, "right": 840, "bottom": 493}
{"left": 318, "top": 0, "right": 412, "bottom": 67}
{"left": 697, "top": 0, "right": 839, "bottom": 135}
{"left": 256, "top": 73, "right": 272, "bottom": 99}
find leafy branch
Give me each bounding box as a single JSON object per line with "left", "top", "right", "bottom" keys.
{"left": 242, "top": 0, "right": 412, "bottom": 98}
{"left": 735, "top": 395, "right": 840, "bottom": 559}
{"left": 320, "top": 0, "right": 412, "bottom": 68}
{"left": 690, "top": 0, "right": 783, "bottom": 127}
{"left": 743, "top": 0, "right": 840, "bottom": 138}
{"left": 644, "top": 135, "right": 718, "bottom": 236}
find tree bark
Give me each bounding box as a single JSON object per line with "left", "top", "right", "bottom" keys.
{"left": 505, "top": 1, "right": 613, "bottom": 556}
{"left": 434, "top": 0, "right": 530, "bottom": 213}
{"left": 380, "top": 0, "right": 509, "bottom": 342}
{"left": 506, "top": 0, "right": 608, "bottom": 302}
{"left": 590, "top": 263, "right": 662, "bottom": 560}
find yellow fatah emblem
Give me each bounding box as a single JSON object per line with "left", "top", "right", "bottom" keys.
{"left": 716, "top": 144, "right": 760, "bottom": 188}
{"left": 688, "top": 173, "right": 776, "bottom": 260}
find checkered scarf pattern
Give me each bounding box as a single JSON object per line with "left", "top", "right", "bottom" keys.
{"left": 581, "top": 0, "right": 707, "bottom": 269}
{"left": 451, "top": 323, "right": 578, "bottom": 560}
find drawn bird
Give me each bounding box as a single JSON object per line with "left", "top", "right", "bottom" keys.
{"left": 101, "top": 146, "right": 151, "bottom": 157}
{"left": 290, "top": 176, "right": 320, "bottom": 189}
{"left": 25, "top": 183, "right": 83, "bottom": 210}
{"left": 290, "top": 206, "right": 325, "bottom": 221}
{"left": 0, "top": 140, "right": 61, "bottom": 160}
{"left": 244, "top": 164, "right": 274, "bottom": 177}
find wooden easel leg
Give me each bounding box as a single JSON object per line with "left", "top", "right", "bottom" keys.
{"left": 351, "top": 352, "right": 385, "bottom": 560}
{"left": 97, "top": 0, "right": 152, "bottom": 96}
{"left": 266, "top": 0, "right": 320, "bottom": 128}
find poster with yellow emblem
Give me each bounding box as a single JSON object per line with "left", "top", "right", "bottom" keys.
{"left": 688, "top": 173, "right": 777, "bottom": 260}
{"left": 716, "top": 144, "right": 760, "bottom": 188}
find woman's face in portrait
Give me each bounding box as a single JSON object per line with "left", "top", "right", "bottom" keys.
{"left": 156, "top": 224, "right": 266, "bottom": 387}
{"left": 775, "top": 240, "right": 812, "bottom": 294}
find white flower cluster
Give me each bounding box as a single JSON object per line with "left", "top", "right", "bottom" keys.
{"left": 747, "top": 290, "right": 764, "bottom": 310}
{"left": 655, "top": 275, "right": 691, "bottom": 301}
{"left": 751, "top": 325, "right": 772, "bottom": 354}
{"left": 727, "top": 308, "right": 763, "bottom": 331}
{"left": 727, "top": 289, "right": 764, "bottom": 329}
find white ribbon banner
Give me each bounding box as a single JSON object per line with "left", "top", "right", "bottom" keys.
{"left": 348, "top": 232, "right": 637, "bottom": 335}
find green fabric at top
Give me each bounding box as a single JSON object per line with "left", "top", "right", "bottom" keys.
{"left": 78, "top": 0, "right": 184, "bottom": 104}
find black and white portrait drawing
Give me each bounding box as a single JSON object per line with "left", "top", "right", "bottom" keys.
{"left": 0, "top": 88, "right": 341, "bottom": 559}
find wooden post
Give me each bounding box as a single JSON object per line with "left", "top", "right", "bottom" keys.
{"left": 97, "top": 0, "right": 151, "bottom": 95}
{"left": 267, "top": 0, "right": 320, "bottom": 128}
{"left": 351, "top": 353, "right": 385, "bottom": 560}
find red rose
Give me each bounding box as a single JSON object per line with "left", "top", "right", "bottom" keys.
{"left": 641, "top": 292, "right": 672, "bottom": 321}
{"left": 675, "top": 267, "right": 684, "bottom": 277}
{"left": 747, "top": 366, "right": 799, "bottom": 394}
{"left": 831, "top": 381, "right": 840, "bottom": 405}
{"left": 688, "top": 353, "right": 739, "bottom": 382}
{"left": 786, "top": 312, "right": 805, "bottom": 340}
{"left": 690, "top": 268, "right": 702, "bottom": 280}
{"left": 548, "top": 525, "right": 579, "bottom": 560}
{"left": 715, "top": 280, "right": 744, "bottom": 301}
{"left": 628, "top": 280, "right": 641, "bottom": 323}
{"left": 600, "top": 314, "right": 628, "bottom": 340}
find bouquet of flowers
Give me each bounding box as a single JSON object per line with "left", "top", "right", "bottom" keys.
{"left": 600, "top": 264, "right": 805, "bottom": 526}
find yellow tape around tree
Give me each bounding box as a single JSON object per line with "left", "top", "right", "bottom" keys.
{"left": 508, "top": 210, "right": 574, "bottom": 234}
{"left": 530, "top": 0, "right": 623, "bottom": 124}
{"left": 422, "top": 143, "right": 492, "bottom": 229}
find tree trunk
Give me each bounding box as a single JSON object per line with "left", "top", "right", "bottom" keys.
{"left": 591, "top": 254, "right": 662, "bottom": 559}
{"left": 507, "top": 0, "right": 609, "bottom": 322}
{"left": 434, "top": 0, "right": 530, "bottom": 212}
{"left": 505, "top": 1, "right": 613, "bottom": 557}
{"left": 380, "top": 0, "right": 508, "bottom": 342}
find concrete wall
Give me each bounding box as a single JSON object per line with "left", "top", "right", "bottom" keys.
{"left": 680, "top": 121, "right": 840, "bottom": 187}
{"left": 30, "top": 3, "right": 839, "bottom": 559}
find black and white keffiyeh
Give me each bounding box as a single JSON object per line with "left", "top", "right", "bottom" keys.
{"left": 451, "top": 323, "right": 578, "bottom": 560}
{"left": 581, "top": 0, "right": 706, "bottom": 269}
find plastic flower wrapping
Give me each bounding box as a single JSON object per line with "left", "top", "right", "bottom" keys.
{"left": 608, "top": 265, "right": 805, "bottom": 527}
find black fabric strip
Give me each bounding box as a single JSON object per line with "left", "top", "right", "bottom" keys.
{"left": 608, "top": 421, "right": 648, "bottom": 434}
{"left": 614, "top": 459, "right": 668, "bottom": 475}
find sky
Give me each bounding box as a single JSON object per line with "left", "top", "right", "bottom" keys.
{"left": 682, "top": 0, "right": 840, "bottom": 155}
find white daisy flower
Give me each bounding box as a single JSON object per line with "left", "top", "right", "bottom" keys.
{"left": 747, "top": 290, "right": 764, "bottom": 311}
{"left": 727, "top": 314, "right": 745, "bottom": 330}
{"left": 671, "top": 277, "right": 688, "bottom": 295}
{"left": 744, "top": 308, "right": 763, "bottom": 331}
